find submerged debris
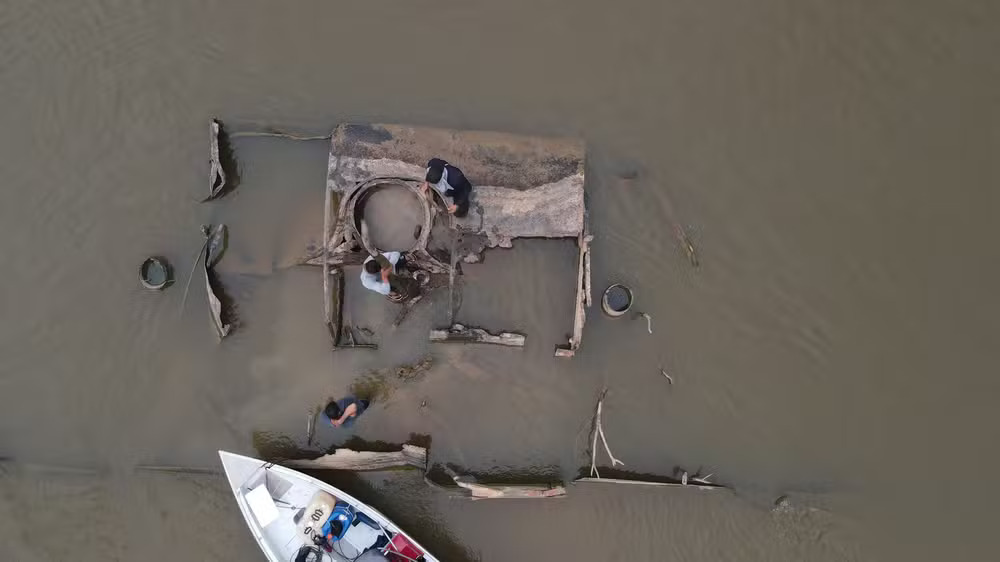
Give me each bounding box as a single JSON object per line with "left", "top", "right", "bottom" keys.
{"left": 674, "top": 224, "right": 699, "bottom": 268}
{"left": 589, "top": 388, "right": 624, "bottom": 478}
{"left": 285, "top": 445, "right": 427, "bottom": 471}
{"left": 306, "top": 405, "right": 320, "bottom": 447}
{"left": 310, "top": 123, "right": 590, "bottom": 357}
{"left": 179, "top": 226, "right": 212, "bottom": 317}
{"left": 429, "top": 324, "right": 526, "bottom": 347}
{"left": 228, "top": 129, "right": 331, "bottom": 142}
{"left": 691, "top": 472, "right": 713, "bottom": 485}
{"left": 208, "top": 120, "right": 227, "bottom": 200}
{"left": 438, "top": 466, "right": 566, "bottom": 500}
{"left": 638, "top": 312, "right": 653, "bottom": 334}
{"left": 204, "top": 224, "right": 232, "bottom": 339}
{"left": 395, "top": 356, "right": 433, "bottom": 381}
{"left": 348, "top": 356, "right": 434, "bottom": 402}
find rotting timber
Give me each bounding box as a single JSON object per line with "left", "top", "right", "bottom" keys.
{"left": 302, "top": 123, "right": 591, "bottom": 356}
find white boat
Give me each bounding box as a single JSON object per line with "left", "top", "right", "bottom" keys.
{"left": 219, "top": 450, "right": 438, "bottom": 562}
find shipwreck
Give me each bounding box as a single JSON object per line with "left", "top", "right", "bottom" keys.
{"left": 278, "top": 123, "right": 594, "bottom": 356}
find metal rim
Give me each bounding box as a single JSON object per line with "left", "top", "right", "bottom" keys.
{"left": 347, "top": 177, "right": 434, "bottom": 256}
{"left": 601, "top": 283, "right": 633, "bottom": 317}
{"left": 139, "top": 257, "right": 171, "bottom": 290}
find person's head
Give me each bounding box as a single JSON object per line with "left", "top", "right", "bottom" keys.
{"left": 323, "top": 401, "right": 342, "bottom": 420}
{"left": 425, "top": 162, "right": 444, "bottom": 184}
{"left": 364, "top": 259, "right": 381, "bottom": 275}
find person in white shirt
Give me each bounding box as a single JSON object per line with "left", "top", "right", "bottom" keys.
{"left": 360, "top": 251, "right": 401, "bottom": 296}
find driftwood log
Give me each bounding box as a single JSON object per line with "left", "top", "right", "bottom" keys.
{"left": 284, "top": 445, "right": 427, "bottom": 471}
{"left": 429, "top": 324, "right": 525, "bottom": 347}
{"left": 439, "top": 467, "right": 565, "bottom": 499}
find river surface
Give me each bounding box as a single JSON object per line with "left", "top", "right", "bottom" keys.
{"left": 1, "top": 1, "right": 998, "bottom": 561}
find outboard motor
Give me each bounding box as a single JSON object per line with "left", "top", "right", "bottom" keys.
{"left": 321, "top": 501, "right": 356, "bottom": 542}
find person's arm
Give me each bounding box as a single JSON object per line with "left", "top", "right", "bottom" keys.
{"left": 362, "top": 272, "right": 391, "bottom": 295}
{"left": 332, "top": 403, "right": 358, "bottom": 426}
{"left": 444, "top": 169, "right": 471, "bottom": 214}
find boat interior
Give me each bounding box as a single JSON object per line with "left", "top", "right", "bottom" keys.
{"left": 221, "top": 452, "right": 428, "bottom": 562}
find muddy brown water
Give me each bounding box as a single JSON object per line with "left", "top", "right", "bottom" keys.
{"left": 363, "top": 185, "right": 427, "bottom": 253}
{"left": 1, "top": 1, "right": 998, "bottom": 561}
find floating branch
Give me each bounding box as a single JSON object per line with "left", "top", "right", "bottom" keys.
{"left": 589, "top": 388, "right": 624, "bottom": 478}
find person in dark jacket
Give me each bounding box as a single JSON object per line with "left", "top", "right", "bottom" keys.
{"left": 322, "top": 396, "right": 370, "bottom": 428}
{"left": 420, "top": 158, "right": 472, "bottom": 217}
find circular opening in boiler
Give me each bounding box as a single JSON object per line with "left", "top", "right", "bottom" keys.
{"left": 360, "top": 183, "right": 426, "bottom": 252}
{"left": 601, "top": 284, "right": 633, "bottom": 317}
{"left": 139, "top": 257, "right": 172, "bottom": 290}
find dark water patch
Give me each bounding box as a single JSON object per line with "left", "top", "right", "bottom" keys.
{"left": 348, "top": 356, "right": 433, "bottom": 402}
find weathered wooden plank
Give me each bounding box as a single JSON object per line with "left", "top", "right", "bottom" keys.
{"left": 429, "top": 324, "right": 525, "bottom": 347}
{"left": 457, "top": 481, "right": 566, "bottom": 499}
{"left": 284, "top": 445, "right": 427, "bottom": 471}
{"left": 574, "top": 477, "right": 724, "bottom": 491}
{"left": 439, "top": 466, "right": 566, "bottom": 499}
{"left": 322, "top": 193, "right": 333, "bottom": 343}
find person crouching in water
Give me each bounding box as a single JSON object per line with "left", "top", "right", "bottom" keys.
{"left": 421, "top": 157, "right": 472, "bottom": 218}
{"left": 360, "top": 251, "right": 419, "bottom": 301}
{"left": 323, "top": 395, "right": 370, "bottom": 428}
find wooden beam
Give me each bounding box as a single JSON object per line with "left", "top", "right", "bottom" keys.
{"left": 284, "top": 445, "right": 427, "bottom": 472}
{"left": 429, "top": 324, "right": 525, "bottom": 347}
